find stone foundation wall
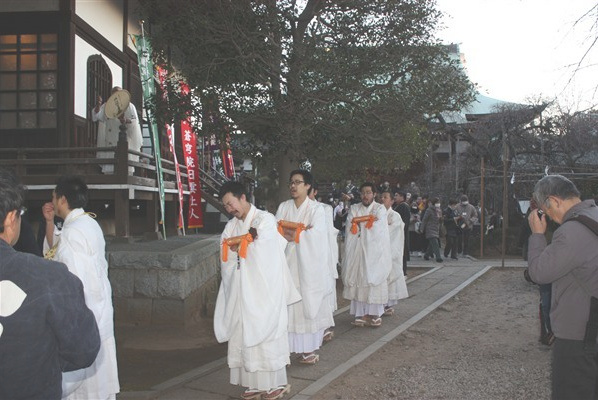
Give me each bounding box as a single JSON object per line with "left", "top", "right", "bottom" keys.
{"left": 108, "top": 236, "right": 221, "bottom": 326}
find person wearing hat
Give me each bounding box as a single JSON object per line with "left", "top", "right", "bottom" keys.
{"left": 92, "top": 86, "right": 143, "bottom": 174}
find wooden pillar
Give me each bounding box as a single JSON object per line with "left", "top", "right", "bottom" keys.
{"left": 144, "top": 195, "right": 161, "bottom": 240}
{"left": 115, "top": 189, "right": 130, "bottom": 237}
{"left": 115, "top": 123, "right": 129, "bottom": 181}
{"left": 164, "top": 195, "right": 177, "bottom": 236}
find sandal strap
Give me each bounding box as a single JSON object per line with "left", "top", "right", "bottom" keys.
{"left": 242, "top": 388, "right": 265, "bottom": 399}
{"left": 263, "top": 384, "right": 290, "bottom": 399}
{"left": 299, "top": 353, "right": 319, "bottom": 364}
{"left": 266, "top": 385, "right": 287, "bottom": 394}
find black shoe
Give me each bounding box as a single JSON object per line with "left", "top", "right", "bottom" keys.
{"left": 451, "top": 257, "right": 458, "bottom": 260}
{"left": 424, "top": 256, "right": 430, "bottom": 261}
{"left": 540, "top": 332, "right": 555, "bottom": 346}
{"left": 436, "top": 258, "right": 443, "bottom": 263}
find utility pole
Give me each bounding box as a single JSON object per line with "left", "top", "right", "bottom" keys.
{"left": 501, "top": 123, "right": 508, "bottom": 269}
{"left": 455, "top": 136, "right": 460, "bottom": 192}
{"left": 480, "top": 156, "right": 485, "bottom": 258}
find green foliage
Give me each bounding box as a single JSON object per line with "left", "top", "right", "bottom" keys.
{"left": 138, "top": 0, "right": 476, "bottom": 177}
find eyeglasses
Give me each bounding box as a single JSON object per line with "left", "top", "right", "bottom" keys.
{"left": 288, "top": 180, "right": 304, "bottom": 187}
{"left": 19, "top": 206, "right": 27, "bottom": 217}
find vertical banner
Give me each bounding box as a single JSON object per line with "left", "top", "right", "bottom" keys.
{"left": 221, "top": 148, "right": 235, "bottom": 178}
{"left": 180, "top": 82, "right": 204, "bottom": 229}
{"left": 157, "top": 66, "right": 185, "bottom": 232}
{"left": 132, "top": 32, "right": 166, "bottom": 239}
{"left": 221, "top": 130, "right": 235, "bottom": 179}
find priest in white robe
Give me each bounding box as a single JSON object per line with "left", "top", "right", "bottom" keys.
{"left": 214, "top": 181, "right": 300, "bottom": 400}
{"left": 342, "top": 182, "right": 392, "bottom": 328}
{"left": 92, "top": 86, "right": 143, "bottom": 175}
{"left": 308, "top": 183, "right": 339, "bottom": 342}
{"left": 42, "top": 176, "right": 119, "bottom": 400}
{"left": 276, "top": 170, "right": 335, "bottom": 365}
{"left": 381, "top": 190, "right": 409, "bottom": 315}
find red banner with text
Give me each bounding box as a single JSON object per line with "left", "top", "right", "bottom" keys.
{"left": 180, "top": 82, "right": 204, "bottom": 228}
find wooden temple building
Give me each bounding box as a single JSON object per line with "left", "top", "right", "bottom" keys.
{"left": 0, "top": 0, "right": 227, "bottom": 238}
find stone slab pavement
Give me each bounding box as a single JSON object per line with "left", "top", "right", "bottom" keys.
{"left": 117, "top": 257, "right": 526, "bottom": 400}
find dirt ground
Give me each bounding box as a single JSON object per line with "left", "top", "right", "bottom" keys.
{"left": 116, "top": 269, "right": 422, "bottom": 391}
{"left": 314, "top": 267, "right": 552, "bottom": 399}
{"left": 117, "top": 266, "right": 551, "bottom": 399}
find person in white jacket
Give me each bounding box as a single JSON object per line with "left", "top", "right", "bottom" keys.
{"left": 42, "top": 176, "right": 119, "bottom": 400}
{"left": 308, "top": 183, "right": 339, "bottom": 342}
{"left": 215, "top": 181, "right": 301, "bottom": 400}
{"left": 92, "top": 86, "right": 143, "bottom": 174}
{"left": 342, "top": 182, "right": 392, "bottom": 328}
{"left": 276, "top": 170, "right": 335, "bottom": 366}
{"left": 381, "top": 190, "right": 409, "bottom": 315}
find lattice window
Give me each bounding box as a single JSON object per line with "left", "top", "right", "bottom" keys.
{"left": 0, "top": 33, "right": 58, "bottom": 129}
{"left": 86, "top": 55, "right": 112, "bottom": 147}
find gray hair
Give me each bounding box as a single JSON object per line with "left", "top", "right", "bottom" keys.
{"left": 533, "top": 175, "right": 580, "bottom": 206}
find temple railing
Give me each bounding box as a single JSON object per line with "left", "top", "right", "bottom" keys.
{"left": 0, "top": 137, "right": 229, "bottom": 237}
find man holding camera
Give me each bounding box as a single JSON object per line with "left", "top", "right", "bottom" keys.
{"left": 455, "top": 195, "right": 477, "bottom": 257}
{"left": 528, "top": 175, "right": 598, "bottom": 400}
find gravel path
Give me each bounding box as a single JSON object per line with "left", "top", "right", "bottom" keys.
{"left": 313, "top": 268, "right": 552, "bottom": 400}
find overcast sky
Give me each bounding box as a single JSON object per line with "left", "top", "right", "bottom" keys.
{"left": 435, "top": 0, "right": 598, "bottom": 110}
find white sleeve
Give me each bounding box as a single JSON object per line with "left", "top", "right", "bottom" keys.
{"left": 127, "top": 103, "right": 138, "bottom": 121}
{"left": 92, "top": 104, "right": 106, "bottom": 122}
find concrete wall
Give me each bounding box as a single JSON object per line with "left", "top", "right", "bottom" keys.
{"left": 108, "top": 235, "right": 221, "bottom": 326}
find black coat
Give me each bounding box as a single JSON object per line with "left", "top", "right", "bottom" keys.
{"left": 443, "top": 207, "right": 461, "bottom": 236}
{"left": 0, "top": 240, "right": 100, "bottom": 399}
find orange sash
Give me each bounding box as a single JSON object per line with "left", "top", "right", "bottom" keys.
{"left": 221, "top": 233, "right": 254, "bottom": 262}
{"left": 350, "top": 214, "right": 376, "bottom": 234}
{"left": 277, "top": 220, "right": 306, "bottom": 243}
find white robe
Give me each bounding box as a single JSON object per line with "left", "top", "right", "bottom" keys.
{"left": 92, "top": 103, "right": 143, "bottom": 174}
{"left": 214, "top": 205, "right": 300, "bottom": 389}
{"left": 319, "top": 202, "right": 339, "bottom": 312}
{"left": 342, "top": 202, "right": 391, "bottom": 305}
{"left": 387, "top": 208, "right": 409, "bottom": 303}
{"left": 44, "top": 209, "right": 119, "bottom": 400}
{"left": 276, "top": 199, "right": 335, "bottom": 338}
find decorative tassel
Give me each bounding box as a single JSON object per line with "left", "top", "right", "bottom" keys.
{"left": 294, "top": 223, "right": 306, "bottom": 243}
{"left": 222, "top": 232, "right": 255, "bottom": 263}
{"left": 365, "top": 215, "right": 375, "bottom": 229}
{"left": 351, "top": 214, "right": 377, "bottom": 234}
{"left": 278, "top": 220, "right": 307, "bottom": 243}
{"left": 238, "top": 233, "right": 254, "bottom": 258}
{"left": 222, "top": 241, "right": 229, "bottom": 262}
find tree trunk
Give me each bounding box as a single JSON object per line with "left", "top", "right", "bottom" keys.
{"left": 276, "top": 153, "right": 296, "bottom": 205}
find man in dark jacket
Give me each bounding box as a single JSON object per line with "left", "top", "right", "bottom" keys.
{"left": 443, "top": 199, "right": 460, "bottom": 260}
{"left": 528, "top": 174, "right": 598, "bottom": 399}
{"left": 0, "top": 168, "right": 100, "bottom": 400}
{"left": 393, "top": 190, "right": 411, "bottom": 275}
